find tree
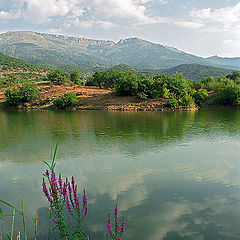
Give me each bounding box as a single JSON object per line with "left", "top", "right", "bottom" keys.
{"left": 70, "top": 71, "right": 80, "bottom": 84}
{"left": 47, "top": 69, "right": 69, "bottom": 85}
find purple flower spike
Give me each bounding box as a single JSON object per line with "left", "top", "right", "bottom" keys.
{"left": 82, "top": 189, "right": 87, "bottom": 203}
{"left": 66, "top": 199, "right": 72, "bottom": 214}
{"left": 62, "top": 183, "right": 67, "bottom": 199}
{"left": 117, "top": 238, "right": 121, "bottom": 240}
{"left": 84, "top": 206, "right": 88, "bottom": 217}
{"left": 121, "top": 221, "right": 125, "bottom": 232}
{"left": 42, "top": 178, "right": 51, "bottom": 202}
{"left": 114, "top": 205, "right": 118, "bottom": 217}
{"left": 71, "top": 176, "right": 75, "bottom": 189}
{"left": 45, "top": 170, "right": 50, "bottom": 177}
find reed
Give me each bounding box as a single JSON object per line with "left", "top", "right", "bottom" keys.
{"left": 11, "top": 209, "right": 15, "bottom": 240}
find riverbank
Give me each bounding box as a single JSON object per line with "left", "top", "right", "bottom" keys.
{"left": 0, "top": 81, "right": 201, "bottom": 111}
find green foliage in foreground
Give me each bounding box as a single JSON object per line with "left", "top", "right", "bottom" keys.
{"left": 0, "top": 143, "right": 126, "bottom": 240}
{"left": 53, "top": 93, "right": 78, "bottom": 109}
{"left": 4, "top": 81, "right": 40, "bottom": 106}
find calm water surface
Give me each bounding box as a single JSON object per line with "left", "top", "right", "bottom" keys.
{"left": 0, "top": 109, "right": 240, "bottom": 240}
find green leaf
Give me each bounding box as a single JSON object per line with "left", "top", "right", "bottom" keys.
{"left": 0, "top": 200, "right": 22, "bottom": 215}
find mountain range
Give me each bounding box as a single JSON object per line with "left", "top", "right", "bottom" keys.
{"left": 0, "top": 31, "right": 239, "bottom": 71}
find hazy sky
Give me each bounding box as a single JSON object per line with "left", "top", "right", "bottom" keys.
{"left": 0, "top": 0, "right": 240, "bottom": 57}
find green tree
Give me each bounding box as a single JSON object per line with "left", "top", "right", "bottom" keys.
{"left": 193, "top": 89, "right": 209, "bottom": 106}
{"left": 5, "top": 81, "right": 40, "bottom": 106}
{"left": 47, "top": 69, "right": 69, "bottom": 85}
{"left": 70, "top": 71, "right": 80, "bottom": 84}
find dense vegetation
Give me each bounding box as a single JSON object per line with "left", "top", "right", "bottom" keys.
{"left": 86, "top": 69, "right": 240, "bottom": 107}
{"left": 4, "top": 81, "right": 40, "bottom": 106}
{"left": 46, "top": 69, "right": 82, "bottom": 85}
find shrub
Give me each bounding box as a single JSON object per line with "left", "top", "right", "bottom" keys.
{"left": 165, "top": 97, "right": 178, "bottom": 108}
{"left": 180, "top": 94, "right": 196, "bottom": 108}
{"left": 217, "top": 84, "right": 240, "bottom": 105}
{"left": 53, "top": 92, "right": 78, "bottom": 109}
{"left": 4, "top": 81, "right": 40, "bottom": 106}
{"left": 47, "top": 69, "right": 69, "bottom": 85}
{"left": 193, "top": 89, "right": 208, "bottom": 106}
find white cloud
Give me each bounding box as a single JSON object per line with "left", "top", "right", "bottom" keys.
{"left": 0, "top": 10, "right": 20, "bottom": 20}
{"left": 23, "top": 0, "right": 71, "bottom": 23}
{"left": 175, "top": 21, "right": 204, "bottom": 29}
{"left": 0, "top": 0, "right": 169, "bottom": 26}
{"left": 190, "top": 3, "right": 240, "bottom": 25}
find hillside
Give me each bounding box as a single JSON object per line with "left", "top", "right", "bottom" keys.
{"left": 207, "top": 56, "right": 240, "bottom": 69}
{"left": 160, "top": 64, "right": 233, "bottom": 81}
{"left": 110, "top": 64, "right": 138, "bottom": 73}
{"left": 0, "top": 31, "right": 228, "bottom": 70}
{"left": 109, "top": 64, "right": 233, "bottom": 81}
{"left": 0, "top": 52, "right": 43, "bottom": 72}
{"left": 0, "top": 52, "right": 47, "bottom": 83}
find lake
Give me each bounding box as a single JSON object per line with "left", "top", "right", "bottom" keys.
{"left": 0, "top": 109, "right": 240, "bottom": 240}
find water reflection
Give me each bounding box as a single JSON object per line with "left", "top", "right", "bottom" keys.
{"left": 0, "top": 109, "right": 240, "bottom": 239}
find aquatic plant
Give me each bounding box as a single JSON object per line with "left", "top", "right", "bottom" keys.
{"left": 42, "top": 142, "right": 89, "bottom": 239}
{"left": 106, "top": 205, "right": 125, "bottom": 240}
{"left": 0, "top": 143, "right": 126, "bottom": 240}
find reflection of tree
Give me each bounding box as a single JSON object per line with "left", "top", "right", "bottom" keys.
{"left": 0, "top": 109, "right": 240, "bottom": 163}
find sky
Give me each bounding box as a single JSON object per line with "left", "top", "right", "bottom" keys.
{"left": 0, "top": 0, "right": 240, "bottom": 57}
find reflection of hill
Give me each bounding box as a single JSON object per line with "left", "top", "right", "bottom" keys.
{"left": 0, "top": 109, "right": 240, "bottom": 163}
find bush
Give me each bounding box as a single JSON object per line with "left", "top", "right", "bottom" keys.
{"left": 5, "top": 81, "right": 40, "bottom": 106}
{"left": 53, "top": 93, "right": 78, "bottom": 109}
{"left": 180, "top": 94, "right": 196, "bottom": 108}
{"left": 47, "top": 69, "right": 69, "bottom": 85}
{"left": 216, "top": 84, "right": 240, "bottom": 105}
{"left": 165, "top": 97, "right": 178, "bottom": 108}
{"left": 193, "top": 89, "right": 208, "bottom": 106}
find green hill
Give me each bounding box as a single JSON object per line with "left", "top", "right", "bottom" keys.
{"left": 0, "top": 52, "right": 44, "bottom": 72}
{"left": 160, "top": 64, "right": 233, "bottom": 81}
{"left": 110, "top": 64, "right": 233, "bottom": 82}
{"left": 110, "top": 64, "right": 138, "bottom": 73}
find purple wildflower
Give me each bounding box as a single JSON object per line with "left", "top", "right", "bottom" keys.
{"left": 66, "top": 199, "right": 72, "bottom": 214}
{"left": 82, "top": 189, "right": 87, "bottom": 207}
{"left": 62, "top": 183, "right": 67, "bottom": 199}
{"left": 42, "top": 178, "right": 51, "bottom": 202}
{"left": 74, "top": 185, "right": 80, "bottom": 209}
{"left": 84, "top": 206, "right": 88, "bottom": 217}
{"left": 58, "top": 174, "right": 63, "bottom": 193}
{"left": 52, "top": 219, "right": 57, "bottom": 224}
{"left": 114, "top": 205, "right": 118, "bottom": 217}
{"left": 45, "top": 170, "right": 50, "bottom": 177}
{"left": 71, "top": 176, "right": 75, "bottom": 189}
{"left": 121, "top": 221, "right": 125, "bottom": 232}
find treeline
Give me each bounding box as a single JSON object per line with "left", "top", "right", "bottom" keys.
{"left": 86, "top": 69, "right": 208, "bottom": 108}
{"left": 3, "top": 67, "right": 240, "bottom": 109}
{"left": 86, "top": 69, "right": 240, "bottom": 107}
